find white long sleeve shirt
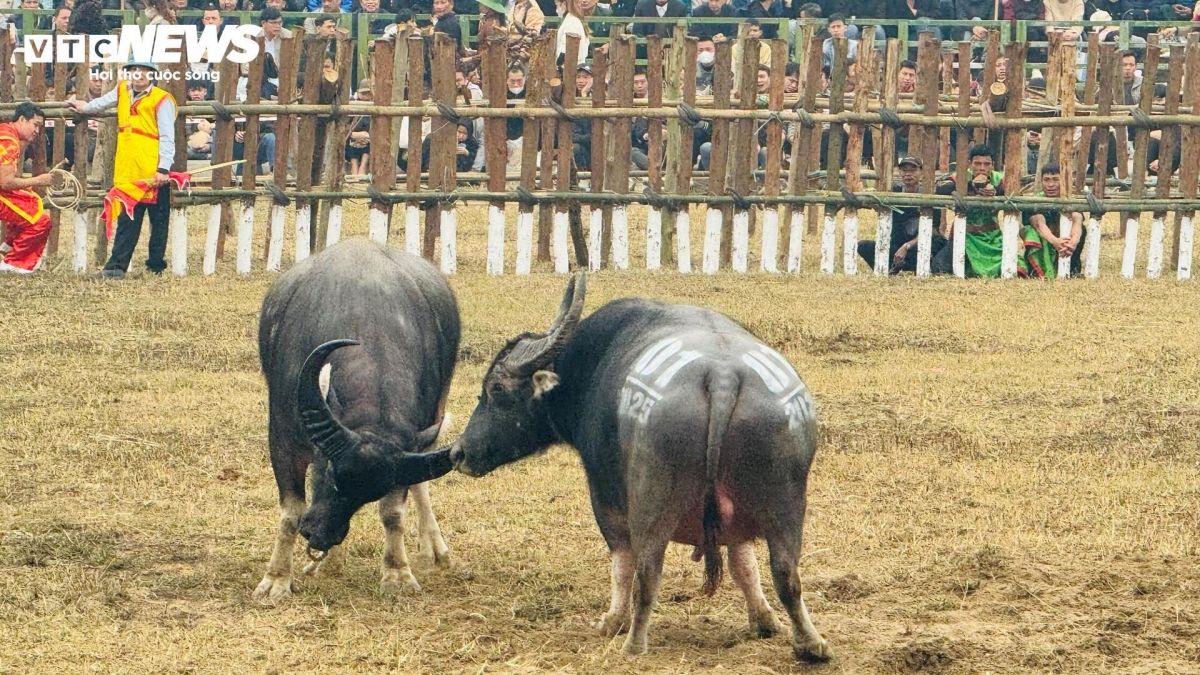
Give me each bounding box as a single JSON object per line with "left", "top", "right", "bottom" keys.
{"left": 82, "top": 84, "right": 177, "bottom": 173}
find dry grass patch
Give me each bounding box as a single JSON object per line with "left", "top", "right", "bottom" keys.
{"left": 1, "top": 208, "right": 1198, "bottom": 673}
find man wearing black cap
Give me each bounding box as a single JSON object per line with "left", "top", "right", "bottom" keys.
{"left": 857, "top": 157, "right": 945, "bottom": 274}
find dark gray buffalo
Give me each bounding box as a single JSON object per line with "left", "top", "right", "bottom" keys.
{"left": 444, "top": 274, "right": 830, "bottom": 661}
{"left": 253, "top": 239, "right": 457, "bottom": 603}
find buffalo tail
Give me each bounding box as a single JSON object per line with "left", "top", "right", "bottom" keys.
{"left": 701, "top": 366, "right": 739, "bottom": 597}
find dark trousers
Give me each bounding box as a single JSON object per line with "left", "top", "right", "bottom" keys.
{"left": 859, "top": 234, "right": 948, "bottom": 274}
{"left": 104, "top": 189, "right": 171, "bottom": 273}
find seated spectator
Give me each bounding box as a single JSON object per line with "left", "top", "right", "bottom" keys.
{"left": 784, "top": 62, "right": 799, "bottom": 93}
{"left": 309, "top": 0, "right": 352, "bottom": 12}
{"left": 729, "top": 19, "right": 771, "bottom": 81}
{"left": 354, "top": 0, "right": 391, "bottom": 33}
{"left": 744, "top": 0, "right": 784, "bottom": 39}
{"left": 345, "top": 79, "right": 372, "bottom": 175}
{"left": 380, "top": 7, "right": 417, "bottom": 39}
{"left": 930, "top": 145, "right": 1026, "bottom": 277}
{"left": 508, "top": 0, "right": 546, "bottom": 34}
{"left": 259, "top": 7, "right": 292, "bottom": 88}
{"left": 200, "top": 6, "right": 223, "bottom": 29}
{"left": 630, "top": 68, "right": 651, "bottom": 170}
{"left": 821, "top": 14, "right": 858, "bottom": 67}
{"left": 424, "top": 0, "right": 463, "bottom": 53}
{"left": 233, "top": 123, "right": 278, "bottom": 178}
{"left": 307, "top": 13, "right": 339, "bottom": 38}
{"left": 902, "top": 59, "right": 916, "bottom": 92}
{"left": 691, "top": 0, "right": 734, "bottom": 41}
{"left": 216, "top": 0, "right": 241, "bottom": 26}
{"left": 632, "top": 0, "right": 687, "bottom": 38}
{"left": 886, "top": 0, "right": 944, "bottom": 41}
{"left": 858, "top": 156, "right": 946, "bottom": 274}
{"left": 410, "top": 120, "right": 477, "bottom": 173}
{"left": 957, "top": 0, "right": 993, "bottom": 41}
{"left": 1119, "top": 50, "right": 1141, "bottom": 104}
{"left": 1021, "top": 163, "right": 1084, "bottom": 278}
{"left": 505, "top": 65, "right": 526, "bottom": 171}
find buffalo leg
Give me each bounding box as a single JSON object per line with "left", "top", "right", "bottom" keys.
{"left": 728, "top": 542, "right": 784, "bottom": 638}
{"left": 379, "top": 487, "right": 422, "bottom": 594}
{"left": 593, "top": 547, "right": 634, "bottom": 637}
{"left": 410, "top": 481, "right": 451, "bottom": 568}
{"left": 623, "top": 540, "right": 668, "bottom": 655}
{"left": 766, "top": 529, "right": 831, "bottom": 662}
{"left": 254, "top": 420, "right": 310, "bottom": 603}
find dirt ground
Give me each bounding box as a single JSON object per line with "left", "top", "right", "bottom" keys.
{"left": 1, "top": 202, "right": 1198, "bottom": 674}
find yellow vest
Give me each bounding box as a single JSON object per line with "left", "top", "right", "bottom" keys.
{"left": 113, "top": 81, "right": 174, "bottom": 204}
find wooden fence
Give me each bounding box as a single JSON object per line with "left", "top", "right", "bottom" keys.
{"left": 12, "top": 27, "right": 1200, "bottom": 279}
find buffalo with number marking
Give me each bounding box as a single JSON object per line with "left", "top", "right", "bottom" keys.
{"left": 253, "top": 239, "right": 458, "bottom": 603}
{"left": 443, "top": 274, "right": 830, "bottom": 661}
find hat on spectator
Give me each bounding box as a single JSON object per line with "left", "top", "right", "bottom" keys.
{"left": 898, "top": 156, "right": 922, "bottom": 168}
{"left": 357, "top": 78, "right": 373, "bottom": 93}
{"left": 576, "top": 63, "right": 592, "bottom": 75}
{"left": 1089, "top": 9, "right": 1111, "bottom": 23}
{"left": 476, "top": 0, "right": 505, "bottom": 12}
{"left": 122, "top": 59, "right": 159, "bottom": 73}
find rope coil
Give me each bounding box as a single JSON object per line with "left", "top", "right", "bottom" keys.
{"left": 210, "top": 101, "right": 235, "bottom": 123}
{"left": 1129, "top": 108, "right": 1159, "bottom": 129}
{"left": 1085, "top": 191, "right": 1107, "bottom": 214}
{"left": 515, "top": 186, "right": 539, "bottom": 207}
{"left": 727, "top": 189, "right": 752, "bottom": 211}
{"left": 548, "top": 99, "right": 576, "bottom": 123}
{"left": 839, "top": 186, "right": 862, "bottom": 209}
{"left": 677, "top": 103, "right": 704, "bottom": 129}
{"left": 267, "top": 182, "right": 291, "bottom": 206}
{"left": 45, "top": 166, "right": 84, "bottom": 211}
{"left": 877, "top": 108, "right": 904, "bottom": 129}
{"left": 953, "top": 193, "right": 969, "bottom": 214}
{"left": 367, "top": 184, "right": 404, "bottom": 205}
{"left": 641, "top": 187, "right": 680, "bottom": 211}
{"left": 435, "top": 101, "right": 461, "bottom": 125}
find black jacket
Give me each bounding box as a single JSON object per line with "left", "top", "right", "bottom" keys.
{"left": 690, "top": 4, "right": 735, "bottom": 40}
{"left": 631, "top": 0, "right": 688, "bottom": 37}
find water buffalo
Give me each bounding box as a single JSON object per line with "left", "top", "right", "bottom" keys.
{"left": 444, "top": 273, "right": 830, "bottom": 661}
{"left": 253, "top": 239, "right": 457, "bottom": 603}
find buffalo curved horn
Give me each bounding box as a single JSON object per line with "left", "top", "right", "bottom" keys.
{"left": 502, "top": 272, "right": 587, "bottom": 377}
{"left": 297, "top": 339, "right": 362, "bottom": 461}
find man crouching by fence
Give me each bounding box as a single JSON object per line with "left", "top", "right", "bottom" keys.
{"left": 0, "top": 102, "right": 56, "bottom": 274}
{"left": 69, "top": 61, "right": 179, "bottom": 280}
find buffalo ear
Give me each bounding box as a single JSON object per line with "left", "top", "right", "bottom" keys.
{"left": 532, "top": 370, "right": 559, "bottom": 399}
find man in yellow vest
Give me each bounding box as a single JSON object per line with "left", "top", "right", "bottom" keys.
{"left": 70, "top": 61, "right": 178, "bottom": 280}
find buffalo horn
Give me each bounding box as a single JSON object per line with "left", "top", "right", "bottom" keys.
{"left": 297, "top": 339, "right": 363, "bottom": 461}
{"left": 503, "top": 272, "right": 587, "bottom": 376}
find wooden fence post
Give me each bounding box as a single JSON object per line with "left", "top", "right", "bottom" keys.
{"left": 517, "top": 33, "right": 551, "bottom": 274}
{"left": 1087, "top": 44, "right": 1116, "bottom": 280}
{"left": 820, "top": 37, "right": 848, "bottom": 275}
{"left": 429, "top": 33, "right": 458, "bottom": 273}
{"left": 266, "top": 33, "right": 302, "bottom": 272}
{"left": 292, "top": 36, "right": 328, "bottom": 265}
{"left": 645, "top": 34, "right": 665, "bottom": 270}
{"left": 761, "top": 38, "right": 787, "bottom": 273}
{"left": 1000, "top": 41, "right": 1027, "bottom": 279}
{"left": 588, "top": 48, "right": 609, "bottom": 271}
{"left": 607, "top": 34, "right": 634, "bottom": 271}
{"left": 1122, "top": 39, "right": 1159, "bottom": 278}
{"left": 1147, "top": 48, "right": 1182, "bottom": 279}
{"left": 204, "top": 58, "right": 237, "bottom": 275}
{"left": 1178, "top": 36, "right": 1200, "bottom": 279}
{"left": 553, "top": 33, "right": 580, "bottom": 274}
{"left": 318, "top": 33, "right": 353, "bottom": 251}
{"left": 71, "top": 59, "right": 92, "bottom": 274}
{"left": 664, "top": 31, "right": 696, "bottom": 273}
{"left": 483, "top": 36, "right": 508, "bottom": 274}
{"left": 913, "top": 33, "right": 939, "bottom": 278}
{"left": 405, "top": 34, "right": 425, "bottom": 256}
{"left": 703, "top": 39, "right": 732, "bottom": 274}
{"left": 238, "top": 37, "right": 265, "bottom": 274}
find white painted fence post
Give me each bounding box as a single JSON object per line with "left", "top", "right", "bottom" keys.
{"left": 202, "top": 204, "right": 221, "bottom": 275}
{"left": 873, "top": 211, "right": 892, "bottom": 276}
{"left": 1121, "top": 216, "right": 1139, "bottom": 278}
{"left": 786, "top": 208, "right": 804, "bottom": 273}
{"left": 1000, "top": 213, "right": 1020, "bottom": 279}
{"left": 486, "top": 204, "right": 505, "bottom": 275}
{"left": 760, "top": 208, "right": 779, "bottom": 273}
{"left": 842, "top": 209, "right": 858, "bottom": 275}
{"left": 170, "top": 206, "right": 189, "bottom": 275}
{"left": 1178, "top": 213, "right": 1194, "bottom": 280}
{"left": 676, "top": 209, "right": 692, "bottom": 273}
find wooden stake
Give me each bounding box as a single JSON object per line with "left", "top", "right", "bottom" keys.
{"left": 483, "top": 36, "right": 508, "bottom": 274}
{"left": 1000, "top": 41, "right": 1027, "bottom": 279}
{"left": 1123, "top": 40, "right": 1160, "bottom": 278}
{"left": 368, "top": 37, "right": 397, "bottom": 245}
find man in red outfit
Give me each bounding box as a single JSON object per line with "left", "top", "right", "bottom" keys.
{"left": 0, "top": 102, "right": 56, "bottom": 274}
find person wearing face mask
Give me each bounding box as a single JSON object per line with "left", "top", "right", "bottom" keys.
{"left": 695, "top": 37, "right": 716, "bottom": 94}
{"left": 505, "top": 65, "right": 527, "bottom": 171}
{"left": 632, "top": 0, "right": 687, "bottom": 38}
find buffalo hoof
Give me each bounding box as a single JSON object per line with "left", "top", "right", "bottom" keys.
{"left": 420, "top": 543, "right": 452, "bottom": 570}
{"left": 621, "top": 635, "right": 648, "bottom": 655}
{"left": 750, "top": 612, "right": 785, "bottom": 639}
{"left": 592, "top": 612, "right": 629, "bottom": 638}
{"left": 380, "top": 568, "right": 422, "bottom": 595}
{"left": 253, "top": 574, "right": 293, "bottom": 604}
{"left": 794, "top": 637, "right": 832, "bottom": 662}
